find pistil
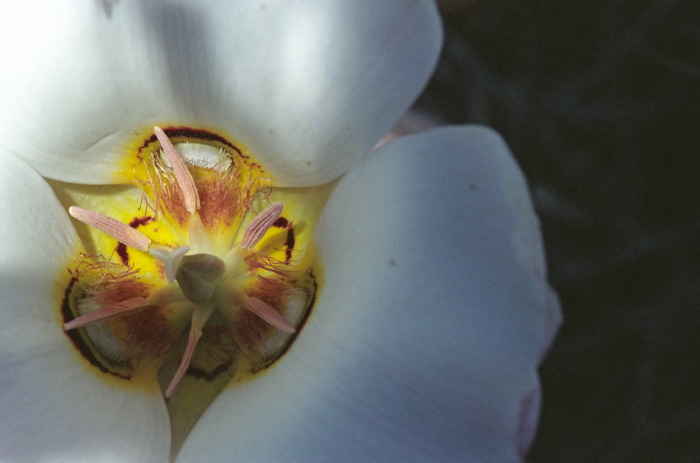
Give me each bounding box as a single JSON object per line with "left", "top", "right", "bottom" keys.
{"left": 65, "top": 201, "right": 291, "bottom": 396}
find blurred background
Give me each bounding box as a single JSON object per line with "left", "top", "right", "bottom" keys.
{"left": 423, "top": 1, "right": 700, "bottom": 461}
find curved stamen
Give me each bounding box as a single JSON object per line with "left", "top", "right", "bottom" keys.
{"left": 154, "top": 126, "right": 200, "bottom": 215}
{"left": 165, "top": 304, "right": 214, "bottom": 398}
{"left": 69, "top": 206, "right": 152, "bottom": 252}
{"left": 241, "top": 202, "right": 283, "bottom": 249}
{"left": 64, "top": 297, "right": 149, "bottom": 330}
{"left": 244, "top": 296, "right": 296, "bottom": 333}
{"left": 165, "top": 328, "right": 202, "bottom": 398}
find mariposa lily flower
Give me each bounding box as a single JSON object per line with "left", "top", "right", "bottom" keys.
{"left": 0, "top": 1, "right": 560, "bottom": 462}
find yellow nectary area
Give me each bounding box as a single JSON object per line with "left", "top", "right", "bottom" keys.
{"left": 51, "top": 126, "right": 334, "bottom": 401}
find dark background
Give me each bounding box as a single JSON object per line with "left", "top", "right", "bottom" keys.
{"left": 421, "top": 1, "right": 700, "bottom": 461}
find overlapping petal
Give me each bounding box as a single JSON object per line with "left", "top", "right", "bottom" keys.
{"left": 177, "top": 126, "right": 561, "bottom": 462}
{"left": 0, "top": 0, "right": 560, "bottom": 459}
{"left": 0, "top": 151, "right": 170, "bottom": 462}
{"left": 0, "top": 0, "right": 441, "bottom": 187}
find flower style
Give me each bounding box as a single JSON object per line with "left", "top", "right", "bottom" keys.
{"left": 0, "top": 1, "right": 561, "bottom": 462}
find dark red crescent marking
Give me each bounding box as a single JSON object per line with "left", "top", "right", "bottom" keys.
{"left": 139, "top": 126, "right": 246, "bottom": 159}
{"left": 116, "top": 216, "right": 153, "bottom": 266}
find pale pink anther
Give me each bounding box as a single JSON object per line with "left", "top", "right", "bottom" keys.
{"left": 64, "top": 297, "right": 149, "bottom": 330}
{"left": 165, "top": 305, "right": 214, "bottom": 397}
{"left": 69, "top": 206, "right": 151, "bottom": 252}
{"left": 165, "top": 327, "right": 203, "bottom": 398}
{"left": 154, "top": 126, "right": 200, "bottom": 215}
{"left": 241, "top": 202, "right": 283, "bottom": 249}
{"left": 244, "top": 296, "right": 296, "bottom": 333}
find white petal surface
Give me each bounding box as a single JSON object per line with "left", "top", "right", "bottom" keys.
{"left": 177, "top": 126, "right": 561, "bottom": 462}
{"left": 0, "top": 0, "right": 441, "bottom": 186}
{"left": 0, "top": 151, "right": 170, "bottom": 462}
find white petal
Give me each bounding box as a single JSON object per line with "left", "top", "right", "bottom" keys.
{"left": 0, "top": 0, "right": 441, "bottom": 186}
{"left": 177, "top": 126, "right": 561, "bottom": 462}
{"left": 0, "top": 151, "right": 170, "bottom": 462}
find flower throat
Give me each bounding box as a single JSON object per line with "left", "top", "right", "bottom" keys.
{"left": 58, "top": 126, "right": 319, "bottom": 399}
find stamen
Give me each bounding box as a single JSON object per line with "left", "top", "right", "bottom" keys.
{"left": 241, "top": 202, "right": 283, "bottom": 249}
{"left": 187, "top": 213, "right": 211, "bottom": 254}
{"left": 165, "top": 305, "right": 214, "bottom": 398}
{"left": 154, "top": 126, "right": 200, "bottom": 215}
{"left": 64, "top": 297, "right": 149, "bottom": 330}
{"left": 165, "top": 328, "right": 202, "bottom": 398}
{"left": 244, "top": 296, "right": 296, "bottom": 333}
{"left": 69, "top": 206, "right": 151, "bottom": 252}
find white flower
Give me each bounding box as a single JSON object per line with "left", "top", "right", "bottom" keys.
{"left": 0, "top": 1, "right": 561, "bottom": 462}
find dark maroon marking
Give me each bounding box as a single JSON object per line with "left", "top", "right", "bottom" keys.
{"left": 284, "top": 227, "right": 295, "bottom": 263}
{"left": 116, "top": 243, "right": 129, "bottom": 266}
{"left": 186, "top": 362, "right": 232, "bottom": 382}
{"left": 61, "top": 278, "right": 131, "bottom": 380}
{"left": 139, "top": 126, "right": 246, "bottom": 159}
{"left": 116, "top": 216, "right": 152, "bottom": 267}
{"left": 272, "top": 217, "right": 288, "bottom": 228}
{"left": 129, "top": 216, "right": 153, "bottom": 228}
{"left": 272, "top": 216, "right": 294, "bottom": 262}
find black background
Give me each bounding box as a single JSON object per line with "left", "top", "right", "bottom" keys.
{"left": 421, "top": 1, "right": 700, "bottom": 461}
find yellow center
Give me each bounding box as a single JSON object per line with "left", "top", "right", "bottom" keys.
{"left": 50, "top": 126, "right": 333, "bottom": 450}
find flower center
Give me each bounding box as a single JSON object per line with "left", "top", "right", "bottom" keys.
{"left": 58, "top": 126, "right": 322, "bottom": 401}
